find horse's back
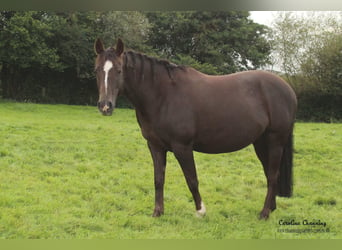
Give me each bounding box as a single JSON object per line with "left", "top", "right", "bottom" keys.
{"left": 200, "top": 70, "right": 297, "bottom": 124}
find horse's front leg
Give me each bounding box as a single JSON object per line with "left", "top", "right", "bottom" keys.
{"left": 147, "top": 141, "right": 167, "bottom": 217}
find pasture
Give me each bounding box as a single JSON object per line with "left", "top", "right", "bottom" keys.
{"left": 0, "top": 101, "right": 341, "bottom": 239}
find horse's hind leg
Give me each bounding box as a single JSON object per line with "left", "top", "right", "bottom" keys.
{"left": 173, "top": 144, "right": 205, "bottom": 217}
{"left": 253, "top": 134, "right": 269, "bottom": 182}
{"left": 254, "top": 132, "right": 284, "bottom": 219}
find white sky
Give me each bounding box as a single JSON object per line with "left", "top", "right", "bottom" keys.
{"left": 249, "top": 11, "right": 278, "bottom": 26}
{"left": 250, "top": 11, "right": 342, "bottom": 26}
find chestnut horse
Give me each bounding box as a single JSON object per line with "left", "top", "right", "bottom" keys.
{"left": 94, "top": 38, "right": 297, "bottom": 219}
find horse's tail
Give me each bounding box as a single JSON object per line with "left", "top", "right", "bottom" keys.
{"left": 277, "top": 128, "right": 294, "bottom": 197}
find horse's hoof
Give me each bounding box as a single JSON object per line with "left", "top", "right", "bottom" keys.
{"left": 259, "top": 209, "right": 270, "bottom": 220}
{"left": 196, "top": 202, "right": 206, "bottom": 218}
{"left": 152, "top": 209, "right": 163, "bottom": 217}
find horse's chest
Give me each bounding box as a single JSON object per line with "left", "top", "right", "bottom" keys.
{"left": 136, "top": 113, "right": 170, "bottom": 148}
{"left": 135, "top": 106, "right": 197, "bottom": 148}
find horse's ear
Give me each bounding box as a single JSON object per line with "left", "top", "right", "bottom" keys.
{"left": 116, "top": 38, "right": 124, "bottom": 56}
{"left": 94, "top": 38, "right": 105, "bottom": 55}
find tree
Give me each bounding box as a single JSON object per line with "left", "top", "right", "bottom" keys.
{"left": 0, "top": 11, "right": 63, "bottom": 99}
{"left": 301, "top": 17, "right": 342, "bottom": 97}
{"left": 172, "top": 54, "right": 220, "bottom": 75}
{"left": 97, "top": 11, "right": 151, "bottom": 52}
{"left": 146, "top": 11, "right": 271, "bottom": 74}
{"left": 271, "top": 11, "right": 342, "bottom": 121}
{"left": 0, "top": 11, "right": 272, "bottom": 104}
{"left": 271, "top": 12, "right": 310, "bottom": 79}
{"left": 0, "top": 11, "right": 152, "bottom": 104}
{"left": 271, "top": 11, "right": 342, "bottom": 87}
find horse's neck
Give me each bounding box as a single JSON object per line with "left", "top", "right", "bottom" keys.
{"left": 123, "top": 54, "right": 165, "bottom": 118}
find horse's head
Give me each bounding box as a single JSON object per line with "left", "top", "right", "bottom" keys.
{"left": 94, "top": 38, "right": 124, "bottom": 116}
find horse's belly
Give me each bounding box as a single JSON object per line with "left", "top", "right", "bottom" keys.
{"left": 193, "top": 144, "right": 249, "bottom": 154}
{"left": 193, "top": 135, "right": 253, "bottom": 154}
{"left": 192, "top": 120, "right": 266, "bottom": 154}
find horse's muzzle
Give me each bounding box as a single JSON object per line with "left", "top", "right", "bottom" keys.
{"left": 98, "top": 101, "right": 113, "bottom": 116}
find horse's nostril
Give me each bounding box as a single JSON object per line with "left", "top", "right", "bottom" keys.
{"left": 102, "top": 104, "right": 109, "bottom": 112}
{"left": 97, "top": 101, "right": 113, "bottom": 115}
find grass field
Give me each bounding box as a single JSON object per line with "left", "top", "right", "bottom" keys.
{"left": 0, "top": 100, "right": 341, "bottom": 239}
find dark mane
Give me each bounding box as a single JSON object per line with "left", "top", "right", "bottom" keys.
{"left": 123, "top": 51, "right": 187, "bottom": 81}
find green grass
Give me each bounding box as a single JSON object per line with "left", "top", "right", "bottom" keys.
{"left": 0, "top": 101, "right": 341, "bottom": 239}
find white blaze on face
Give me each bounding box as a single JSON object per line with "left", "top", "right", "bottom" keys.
{"left": 103, "top": 60, "right": 113, "bottom": 95}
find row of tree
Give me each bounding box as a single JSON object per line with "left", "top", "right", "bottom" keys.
{"left": 0, "top": 11, "right": 270, "bottom": 105}
{"left": 0, "top": 11, "right": 341, "bottom": 121}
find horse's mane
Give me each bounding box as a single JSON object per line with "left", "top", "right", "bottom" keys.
{"left": 124, "top": 50, "right": 187, "bottom": 81}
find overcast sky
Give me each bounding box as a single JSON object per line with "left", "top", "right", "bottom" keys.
{"left": 250, "top": 11, "right": 342, "bottom": 27}
{"left": 249, "top": 11, "right": 278, "bottom": 26}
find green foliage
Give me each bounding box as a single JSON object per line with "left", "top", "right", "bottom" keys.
{"left": 0, "top": 102, "right": 341, "bottom": 239}
{"left": 301, "top": 33, "right": 342, "bottom": 96}
{"left": 0, "top": 11, "right": 95, "bottom": 103}
{"left": 0, "top": 11, "right": 62, "bottom": 70}
{"left": 98, "top": 11, "right": 152, "bottom": 52}
{"left": 295, "top": 92, "right": 342, "bottom": 122}
{"left": 146, "top": 11, "right": 271, "bottom": 74}
{"left": 0, "top": 11, "right": 271, "bottom": 105}
{"left": 172, "top": 54, "right": 220, "bottom": 75}
{"left": 0, "top": 11, "right": 152, "bottom": 104}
